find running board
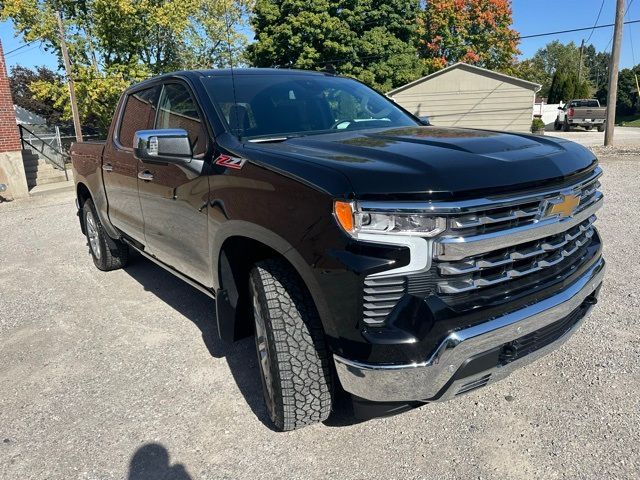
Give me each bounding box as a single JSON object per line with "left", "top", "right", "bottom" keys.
{"left": 122, "top": 239, "right": 216, "bottom": 300}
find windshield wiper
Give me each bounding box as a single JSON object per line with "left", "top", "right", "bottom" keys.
{"left": 247, "top": 136, "right": 291, "bottom": 143}
{"left": 247, "top": 133, "right": 310, "bottom": 143}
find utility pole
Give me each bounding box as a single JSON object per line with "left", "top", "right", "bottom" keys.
{"left": 605, "top": 0, "right": 625, "bottom": 146}
{"left": 578, "top": 39, "right": 585, "bottom": 83}
{"left": 56, "top": 11, "right": 83, "bottom": 143}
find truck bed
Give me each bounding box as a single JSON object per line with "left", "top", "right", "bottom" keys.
{"left": 70, "top": 141, "right": 105, "bottom": 178}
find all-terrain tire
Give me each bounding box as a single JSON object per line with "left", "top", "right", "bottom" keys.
{"left": 585, "top": 125, "right": 593, "bottom": 131}
{"left": 563, "top": 120, "right": 570, "bottom": 132}
{"left": 82, "top": 199, "right": 129, "bottom": 271}
{"left": 598, "top": 124, "right": 605, "bottom": 132}
{"left": 249, "top": 258, "right": 333, "bottom": 431}
{"left": 554, "top": 119, "right": 561, "bottom": 130}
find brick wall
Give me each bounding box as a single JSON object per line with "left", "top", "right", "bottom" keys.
{"left": 0, "top": 40, "right": 21, "bottom": 153}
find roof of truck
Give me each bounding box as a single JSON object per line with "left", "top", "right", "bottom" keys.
{"left": 130, "top": 68, "right": 336, "bottom": 90}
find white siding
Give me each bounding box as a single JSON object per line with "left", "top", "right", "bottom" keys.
{"left": 391, "top": 67, "right": 537, "bottom": 132}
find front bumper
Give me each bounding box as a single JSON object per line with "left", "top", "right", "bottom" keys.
{"left": 334, "top": 257, "right": 605, "bottom": 402}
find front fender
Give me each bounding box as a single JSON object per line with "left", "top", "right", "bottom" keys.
{"left": 210, "top": 219, "right": 340, "bottom": 340}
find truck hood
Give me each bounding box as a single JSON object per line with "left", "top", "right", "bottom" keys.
{"left": 245, "top": 126, "right": 598, "bottom": 200}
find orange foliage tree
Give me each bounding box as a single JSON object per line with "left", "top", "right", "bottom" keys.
{"left": 417, "top": 0, "right": 520, "bottom": 73}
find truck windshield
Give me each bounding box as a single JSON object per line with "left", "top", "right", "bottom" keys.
{"left": 201, "top": 73, "right": 418, "bottom": 140}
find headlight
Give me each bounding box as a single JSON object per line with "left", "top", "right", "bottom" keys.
{"left": 334, "top": 200, "right": 446, "bottom": 237}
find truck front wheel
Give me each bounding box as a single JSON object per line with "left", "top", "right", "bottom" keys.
{"left": 82, "top": 199, "right": 129, "bottom": 271}
{"left": 563, "top": 120, "right": 570, "bottom": 132}
{"left": 249, "top": 258, "right": 333, "bottom": 431}
{"left": 598, "top": 124, "right": 605, "bottom": 132}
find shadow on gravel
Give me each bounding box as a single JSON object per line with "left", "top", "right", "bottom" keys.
{"left": 122, "top": 252, "right": 276, "bottom": 429}
{"left": 128, "top": 443, "right": 191, "bottom": 480}
{"left": 122, "top": 251, "right": 362, "bottom": 430}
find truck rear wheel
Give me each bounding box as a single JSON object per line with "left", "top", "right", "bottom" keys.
{"left": 598, "top": 124, "right": 605, "bottom": 132}
{"left": 249, "top": 258, "right": 333, "bottom": 431}
{"left": 83, "top": 199, "right": 129, "bottom": 271}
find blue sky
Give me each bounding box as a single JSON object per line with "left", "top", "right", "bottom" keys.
{"left": 1, "top": 0, "right": 638, "bottom": 71}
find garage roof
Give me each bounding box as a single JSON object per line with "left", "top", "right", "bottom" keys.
{"left": 388, "top": 62, "right": 542, "bottom": 95}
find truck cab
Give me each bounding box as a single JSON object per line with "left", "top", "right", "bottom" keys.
{"left": 72, "top": 69, "right": 604, "bottom": 431}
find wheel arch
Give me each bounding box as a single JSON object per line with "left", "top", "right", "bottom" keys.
{"left": 76, "top": 182, "right": 92, "bottom": 234}
{"left": 213, "top": 223, "right": 336, "bottom": 343}
{"left": 75, "top": 180, "right": 120, "bottom": 244}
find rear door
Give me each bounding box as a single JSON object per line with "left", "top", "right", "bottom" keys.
{"left": 137, "top": 81, "right": 212, "bottom": 285}
{"left": 103, "top": 86, "right": 160, "bottom": 243}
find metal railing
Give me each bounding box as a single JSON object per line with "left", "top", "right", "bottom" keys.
{"left": 18, "top": 124, "right": 69, "bottom": 181}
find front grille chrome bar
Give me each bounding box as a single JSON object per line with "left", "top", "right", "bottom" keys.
{"left": 438, "top": 225, "right": 595, "bottom": 294}
{"left": 435, "top": 193, "right": 603, "bottom": 262}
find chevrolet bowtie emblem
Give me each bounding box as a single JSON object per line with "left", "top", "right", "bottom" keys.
{"left": 546, "top": 194, "right": 580, "bottom": 219}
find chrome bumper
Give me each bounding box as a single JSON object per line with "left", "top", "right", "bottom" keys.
{"left": 334, "top": 257, "right": 605, "bottom": 402}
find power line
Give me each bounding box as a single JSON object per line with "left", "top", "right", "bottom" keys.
{"left": 603, "top": 0, "right": 634, "bottom": 51}
{"left": 586, "top": 0, "right": 606, "bottom": 43}
{"left": 5, "top": 44, "right": 41, "bottom": 59}
{"left": 3, "top": 40, "right": 38, "bottom": 56}
{"left": 519, "top": 18, "right": 640, "bottom": 40}
{"left": 629, "top": 0, "right": 637, "bottom": 64}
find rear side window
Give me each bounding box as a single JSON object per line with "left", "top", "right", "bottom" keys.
{"left": 156, "top": 83, "right": 207, "bottom": 157}
{"left": 570, "top": 100, "right": 599, "bottom": 108}
{"left": 118, "top": 87, "right": 159, "bottom": 148}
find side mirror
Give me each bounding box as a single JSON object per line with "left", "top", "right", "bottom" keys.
{"left": 418, "top": 116, "right": 431, "bottom": 126}
{"left": 134, "top": 129, "right": 193, "bottom": 165}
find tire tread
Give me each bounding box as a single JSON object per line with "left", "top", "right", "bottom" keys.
{"left": 251, "top": 258, "right": 333, "bottom": 431}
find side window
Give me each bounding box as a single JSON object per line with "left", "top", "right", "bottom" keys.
{"left": 118, "top": 87, "right": 159, "bottom": 148}
{"left": 156, "top": 83, "right": 207, "bottom": 157}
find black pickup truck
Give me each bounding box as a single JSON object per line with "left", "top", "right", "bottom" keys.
{"left": 71, "top": 69, "right": 605, "bottom": 431}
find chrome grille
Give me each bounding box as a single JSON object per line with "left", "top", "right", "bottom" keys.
{"left": 438, "top": 217, "right": 595, "bottom": 294}
{"left": 362, "top": 275, "right": 406, "bottom": 325}
{"left": 360, "top": 169, "right": 603, "bottom": 324}
{"left": 435, "top": 170, "right": 603, "bottom": 295}
{"left": 448, "top": 179, "right": 601, "bottom": 236}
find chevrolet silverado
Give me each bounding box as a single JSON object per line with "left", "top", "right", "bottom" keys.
{"left": 71, "top": 69, "right": 605, "bottom": 431}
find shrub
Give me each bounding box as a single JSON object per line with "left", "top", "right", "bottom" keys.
{"left": 531, "top": 118, "right": 546, "bottom": 132}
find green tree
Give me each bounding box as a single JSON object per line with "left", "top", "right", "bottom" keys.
{"left": 9, "top": 65, "right": 65, "bottom": 124}
{"left": 247, "top": 0, "right": 423, "bottom": 92}
{"left": 417, "top": 0, "right": 520, "bottom": 73}
{"left": 508, "top": 58, "right": 547, "bottom": 88}
{"left": 525, "top": 41, "right": 591, "bottom": 97}
{"left": 597, "top": 67, "right": 640, "bottom": 117}
{"left": 547, "top": 71, "right": 590, "bottom": 103}
{"left": 1, "top": 0, "right": 251, "bottom": 133}
{"left": 584, "top": 44, "right": 610, "bottom": 92}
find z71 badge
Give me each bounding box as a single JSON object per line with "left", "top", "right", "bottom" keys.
{"left": 214, "top": 154, "right": 246, "bottom": 170}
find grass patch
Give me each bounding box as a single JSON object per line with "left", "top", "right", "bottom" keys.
{"left": 616, "top": 114, "right": 640, "bottom": 127}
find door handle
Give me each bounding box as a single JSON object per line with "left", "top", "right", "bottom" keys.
{"left": 102, "top": 163, "right": 113, "bottom": 172}
{"left": 138, "top": 171, "right": 154, "bottom": 182}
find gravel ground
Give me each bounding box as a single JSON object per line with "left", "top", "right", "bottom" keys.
{"left": 1, "top": 153, "right": 639, "bottom": 479}
{"left": 545, "top": 126, "right": 640, "bottom": 147}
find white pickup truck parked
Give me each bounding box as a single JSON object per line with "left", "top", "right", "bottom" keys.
{"left": 555, "top": 99, "right": 606, "bottom": 132}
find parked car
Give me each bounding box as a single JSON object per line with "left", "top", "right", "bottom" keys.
{"left": 71, "top": 69, "right": 605, "bottom": 431}
{"left": 555, "top": 99, "right": 606, "bottom": 132}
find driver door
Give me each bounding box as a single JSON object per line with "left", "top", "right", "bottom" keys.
{"left": 137, "top": 81, "right": 212, "bottom": 286}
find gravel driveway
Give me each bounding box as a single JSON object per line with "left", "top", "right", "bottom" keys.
{"left": 1, "top": 153, "right": 639, "bottom": 479}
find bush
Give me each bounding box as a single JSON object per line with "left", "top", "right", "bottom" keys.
{"left": 531, "top": 118, "right": 546, "bottom": 132}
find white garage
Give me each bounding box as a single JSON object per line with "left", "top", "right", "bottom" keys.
{"left": 388, "top": 62, "right": 541, "bottom": 132}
